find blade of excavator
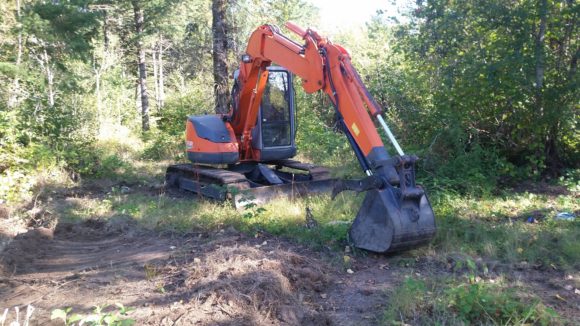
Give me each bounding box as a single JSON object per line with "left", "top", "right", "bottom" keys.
{"left": 232, "top": 179, "right": 334, "bottom": 209}
{"left": 348, "top": 187, "right": 436, "bottom": 253}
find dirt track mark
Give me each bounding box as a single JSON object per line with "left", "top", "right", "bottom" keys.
{"left": 0, "top": 219, "right": 178, "bottom": 317}
{"left": 1, "top": 219, "right": 174, "bottom": 278}
{"left": 0, "top": 220, "right": 340, "bottom": 325}
{"left": 0, "top": 216, "right": 405, "bottom": 325}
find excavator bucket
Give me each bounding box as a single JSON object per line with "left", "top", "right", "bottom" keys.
{"left": 348, "top": 187, "right": 436, "bottom": 253}
{"left": 334, "top": 155, "right": 436, "bottom": 253}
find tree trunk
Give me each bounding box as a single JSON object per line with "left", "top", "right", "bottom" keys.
{"left": 43, "top": 48, "right": 55, "bottom": 107}
{"left": 535, "top": 0, "right": 560, "bottom": 172}
{"left": 132, "top": 0, "right": 150, "bottom": 132}
{"left": 152, "top": 47, "right": 159, "bottom": 110}
{"left": 8, "top": 0, "right": 22, "bottom": 108}
{"left": 212, "top": 0, "right": 230, "bottom": 114}
{"left": 135, "top": 81, "right": 141, "bottom": 113}
{"left": 158, "top": 34, "right": 165, "bottom": 109}
{"left": 95, "top": 67, "right": 102, "bottom": 122}
{"left": 570, "top": 48, "right": 579, "bottom": 78}
{"left": 103, "top": 9, "right": 110, "bottom": 51}
{"left": 535, "top": 0, "right": 547, "bottom": 90}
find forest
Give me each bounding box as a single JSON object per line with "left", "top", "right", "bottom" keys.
{"left": 0, "top": 0, "right": 578, "bottom": 325}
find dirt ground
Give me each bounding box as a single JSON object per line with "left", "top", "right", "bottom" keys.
{"left": 0, "top": 187, "right": 579, "bottom": 325}
{"left": 0, "top": 218, "right": 403, "bottom": 325}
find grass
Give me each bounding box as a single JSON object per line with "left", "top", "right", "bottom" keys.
{"left": 429, "top": 191, "right": 580, "bottom": 270}
{"left": 14, "top": 126, "right": 578, "bottom": 265}
{"left": 45, "top": 136, "right": 579, "bottom": 270}
{"left": 377, "top": 186, "right": 578, "bottom": 325}
{"left": 29, "top": 136, "right": 576, "bottom": 325}
{"left": 55, "top": 189, "right": 362, "bottom": 250}
{"left": 381, "top": 275, "right": 561, "bottom": 325}
{"left": 49, "top": 173, "right": 579, "bottom": 274}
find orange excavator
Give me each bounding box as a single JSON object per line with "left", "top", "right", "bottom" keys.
{"left": 166, "top": 23, "right": 436, "bottom": 253}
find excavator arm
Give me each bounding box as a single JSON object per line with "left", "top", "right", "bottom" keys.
{"left": 233, "top": 23, "right": 399, "bottom": 182}
{"left": 232, "top": 23, "right": 436, "bottom": 253}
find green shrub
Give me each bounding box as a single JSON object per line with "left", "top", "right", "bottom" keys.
{"left": 417, "top": 127, "right": 511, "bottom": 196}
{"left": 94, "top": 154, "right": 134, "bottom": 179}
{"left": 141, "top": 132, "right": 184, "bottom": 161}
{"left": 558, "top": 169, "right": 580, "bottom": 192}
{"left": 156, "top": 89, "right": 212, "bottom": 136}
{"left": 51, "top": 304, "right": 135, "bottom": 326}
{"left": 58, "top": 140, "right": 101, "bottom": 176}
{"left": 0, "top": 169, "right": 35, "bottom": 203}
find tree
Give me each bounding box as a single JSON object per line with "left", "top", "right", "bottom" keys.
{"left": 7, "top": 0, "right": 23, "bottom": 108}
{"left": 392, "top": 0, "right": 578, "bottom": 177}
{"left": 132, "top": 0, "right": 150, "bottom": 131}
{"left": 230, "top": 0, "right": 319, "bottom": 55}
{"left": 212, "top": 0, "right": 230, "bottom": 114}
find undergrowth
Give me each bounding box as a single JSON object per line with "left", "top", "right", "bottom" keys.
{"left": 36, "top": 134, "right": 579, "bottom": 269}
{"left": 429, "top": 190, "right": 580, "bottom": 270}
{"left": 77, "top": 191, "right": 361, "bottom": 251}
{"left": 51, "top": 304, "right": 135, "bottom": 326}
{"left": 382, "top": 275, "right": 560, "bottom": 325}
{"left": 48, "top": 173, "right": 580, "bottom": 272}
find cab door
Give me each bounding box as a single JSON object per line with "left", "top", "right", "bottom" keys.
{"left": 253, "top": 68, "right": 297, "bottom": 161}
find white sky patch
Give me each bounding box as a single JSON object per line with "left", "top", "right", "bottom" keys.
{"left": 309, "top": 0, "right": 406, "bottom": 33}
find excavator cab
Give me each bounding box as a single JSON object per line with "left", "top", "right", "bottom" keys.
{"left": 247, "top": 68, "right": 297, "bottom": 161}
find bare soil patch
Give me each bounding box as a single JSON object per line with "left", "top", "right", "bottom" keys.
{"left": 0, "top": 215, "right": 403, "bottom": 325}
{"left": 0, "top": 204, "right": 10, "bottom": 220}
{"left": 510, "top": 180, "right": 575, "bottom": 197}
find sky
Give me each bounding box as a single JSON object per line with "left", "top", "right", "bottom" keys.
{"left": 310, "top": 0, "right": 407, "bottom": 32}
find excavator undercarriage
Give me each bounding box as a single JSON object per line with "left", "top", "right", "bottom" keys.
{"left": 166, "top": 159, "right": 333, "bottom": 209}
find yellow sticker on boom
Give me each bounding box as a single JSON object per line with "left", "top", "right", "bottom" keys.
{"left": 351, "top": 123, "right": 360, "bottom": 136}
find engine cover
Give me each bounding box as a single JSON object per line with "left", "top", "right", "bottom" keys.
{"left": 186, "top": 115, "right": 239, "bottom": 164}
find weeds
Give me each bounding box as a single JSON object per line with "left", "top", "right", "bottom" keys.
{"left": 382, "top": 276, "right": 560, "bottom": 325}
{"left": 9, "top": 132, "right": 575, "bottom": 325}
{"left": 45, "top": 163, "right": 578, "bottom": 269}
{"left": 51, "top": 304, "right": 134, "bottom": 326}
{"left": 0, "top": 305, "right": 35, "bottom": 326}
{"left": 428, "top": 190, "right": 580, "bottom": 270}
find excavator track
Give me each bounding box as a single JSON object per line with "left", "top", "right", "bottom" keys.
{"left": 166, "top": 160, "right": 334, "bottom": 208}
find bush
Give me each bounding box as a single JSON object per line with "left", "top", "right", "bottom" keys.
{"left": 420, "top": 141, "right": 509, "bottom": 196}
{"left": 57, "top": 140, "right": 100, "bottom": 176}
{"left": 156, "top": 88, "right": 213, "bottom": 136}
{"left": 0, "top": 169, "right": 35, "bottom": 203}
{"left": 141, "top": 132, "right": 184, "bottom": 161}
{"left": 52, "top": 139, "right": 134, "bottom": 180}
{"left": 94, "top": 154, "right": 134, "bottom": 179}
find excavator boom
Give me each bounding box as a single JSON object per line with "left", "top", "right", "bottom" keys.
{"left": 167, "top": 23, "right": 436, "bottom": 253}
